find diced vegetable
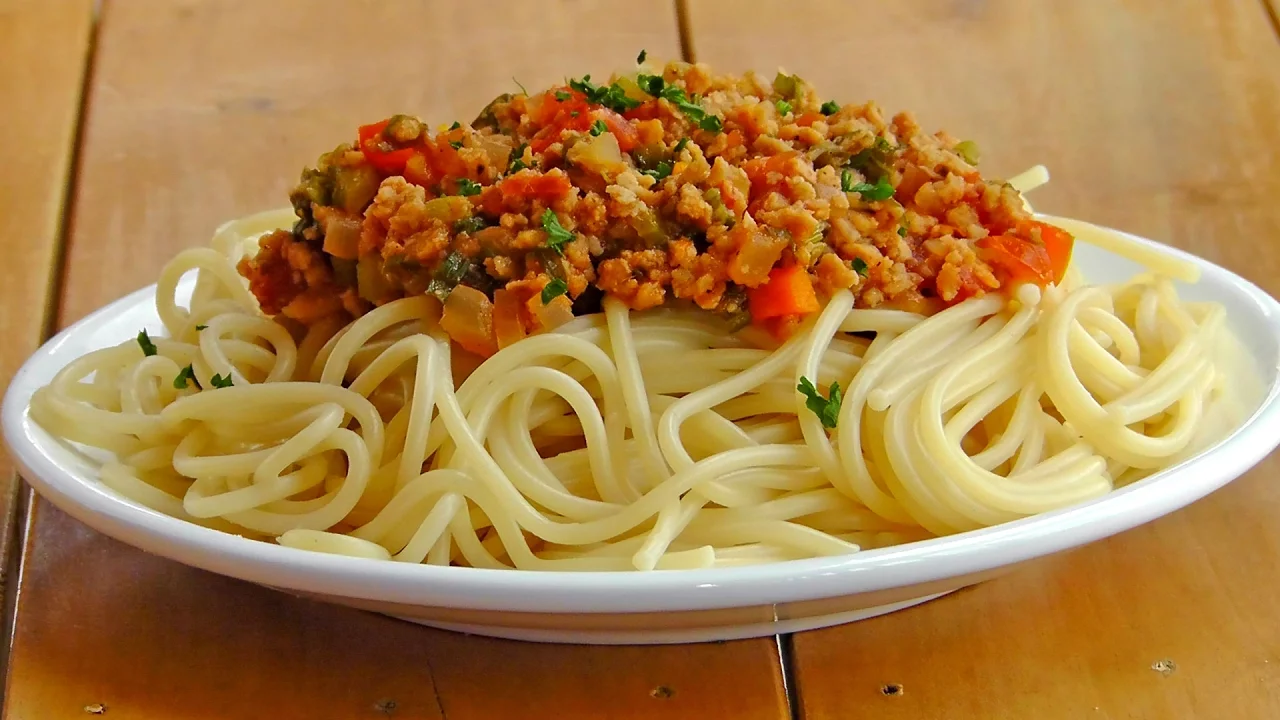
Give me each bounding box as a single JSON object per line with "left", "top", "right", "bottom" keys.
{"left": 747, "top": 264, "right": 821, "bottom": 320}
{"left": 773, "top": 72, "right": 799, "bottom": 99}
{"left": 541, "top": 278, "right": 568, "bottom": 304}
{"left": 976, "top": 234, "right": 1053, "bottom": 287}
{"left": 441, "top": 285, "right": 499, "bottom": 357}
{"left": 493, "top": 289, "right": 527, "bottom": 349}
{"left": 775, "top": 99, "right": 792, "bottom": 116}
{"left": 630, "top": 206, "right": 670, "bottom": 247}
{"left": 356, "top": 256, "right": 397, "bottom": 304}
{"left": 567, "top": 131, "right": 626, "bottom": 176}
{"left": 500, "top": 171, "right": 573, "bottom": 202}
{"left": 531, "top": 293, "right": 574, "bottom": 331}
{"left": 472, "top": 93, "right": 513, "bottom": 131}
{"left": 384, "top": 115, "right": 424, "bottom": 144}
{"left": 421, "top": 196, "right": 474, "bottom": 222}
{"left": 728, "top": 225, "right": 789, "bottom": 286}
{"left": 357, "top": 119, "right": 416, "bottom": 174}
{"left": 820, "top": 100, "right": 840, "bottom": 115}
{"left": 954, "top": 140, "right": 980, "bottom": 165}
{"left": 1027, "top": 220, "right": 1074, "bottom": 284}
{"left": 331, "top": 164, "right": 380, "bottom": 213}
{"left": 632, "top": 143, "right": 668, "bottom": 170}
{"left": 320, "top": 212, "right": 362, "bottom": 260}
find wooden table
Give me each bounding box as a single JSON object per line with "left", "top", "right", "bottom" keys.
{"left": 2, "top": 1, "right": 1278, "bottom": 717}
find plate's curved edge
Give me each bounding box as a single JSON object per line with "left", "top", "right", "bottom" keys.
{"left": 5, "top": 220, "right": 1280, "bottom": 616}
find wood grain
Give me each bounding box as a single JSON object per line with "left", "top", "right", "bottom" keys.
{"left": 0, "top": 0, "right": 93, "bottom": 599}
{"left": 686, "top": 0, "right": 1280, "bottom": 717}
{"left": 4, "top": 1, "right": 790, "bottom": 718}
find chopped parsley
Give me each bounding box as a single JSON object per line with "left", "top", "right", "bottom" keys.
{"left": 636, "top": 49, "right": 647, "bottom": 64}
{"left": 852, "top": 258, "right": 868, "bottom": 276}
{"left": 636, "top": 74, "right": 722, "bottom": 133}
{"left": 136, "top": 330, "right": 157, "bottom": 357}
{"left": 775, "top": 99, "right": 792, "bottom": 116}
{"left": 195, "top": 324, "right": 207, "bottom": 331}
{"left": 455, "top": 178, "right": 482, "bottom": 196}
{"left": 210, "top": 373, "right": 234, "bottom": 389}
{"left": 850, "top": 176, "right": 895, "bottom": 201}
{"left": 848, "top": 137, "right": 894, "bottom": 180}
{"left": 898, "top": 225, "right": 908, "bottom": 237}
{"left": 437, "top": 251, "right": 470, "bottom": 284}
{"left": 589, "top": 119, "right": 608, "bottom": 136}
{"left": 449, "top": 121, "right": 461, "bottom": 130}
{"left": 570, "top": 110, "right": 580, "bottom": 118}
{"left": 454, "top": 216, "right": 488, "bottom": 234}
{"left": 449, "top": 140, "right": 463, "bottom": 150}
{"left": 173, "top": 365, "right": 199, "bottom": 390}
{"left": 567, "top": 74, "right": 641, "bottom": 113}
{"left": 797, "top": 376, "right": 843, "bottom": 429}
{"left": 641, "top": 160, "right": 673, "bottom": 182}
{"left": 820, "top": 100, "right": 840, "bottom": 115}
{"left": 840, "top": 169, "right": 855, "bottom": 193}
{"left": 541, "top": 208, "right": 575, "bottom": 254}
{"left": 507, "top": 143, "right": 529, "bottom": 174}
{"left": 541, "top": 277, "right": 569, "bottom": 304}
{"left": 673, "top": 137, "right": 690, "bottom": 155}
{"left": 555, "top": 90, "right": 571, "bottom": 102}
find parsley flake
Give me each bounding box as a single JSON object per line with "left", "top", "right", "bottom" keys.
{"left": 507, "top": 143, "right": 529, "bottom": 174}
{"left": 136, "top": 330, "right": 157, "bottom": 357}
{"left": 840, "top": 169, "right": 855, "bottom": 193}
{"left": 850, "top": 176, "right": 895, "bottom": 201}
{"left": 852, "top": 258, "right": 868, "bottom": 276}
{"left": 541, "top": 277, "right": 569, "bottom": 304}
{"left": 555, "top": 90, "right": 571, "bottom": 102}
{"left": 636, "top": 76, "right": 722, "bottom": 133}
{"left": 636, "top": 49, "right": 647, "bottom": 64}
{"left": 455, "top": 178, "right": 482, "bottom": 196}
{"left": 449, "top": 121, "right": 462, "bottom": 130}
{"left": 673, "top": 137, "right": 690, "bottom": 155}
{"left": 541, "top": 208, "right": 575, "bottom": 254}
{"left": 195, "top": 324, "right": 208, "bottom": 331}
{"left": 898, "top": 225, "right": 907, "bottom": 237}
{"left": 449, "top": 140, "right": 463, "bottom": 150}
{"left": 699, "top": 115, "right": 723, "bottom": 133}
{"left": 173, "top": 365, "right": 199, "bottom": 390}
{"left": 589, "top": 119, "right": 608, "bottom": 136}
{"left": 210, "top": 373, "right": 234, "bottom": 389}
{"left": 797, "top": 376, "right": 843, "bottom": 429}
{"left": 641, "top": 160, "right": 673, "bottom": 182}
{"left": 454, "top": 216, "right": 488, "bottom": 234}
{"left": 567, "top": 75, "right": 641, "bottom": 113}
{"left": 775, "top": 99, "right": 792, "bottom": 116}
{"left": 820, "top": 100, "right": 840, "bottom": 115}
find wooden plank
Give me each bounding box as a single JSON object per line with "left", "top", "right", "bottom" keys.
{"left": 0, "top": 0, "right": 93, "bottom": 598}
{"left": 685, "top": 0, "right": 1280, "bottom": 718}
{"left": 5, "top": 1, "right": 790, "bottom": 719}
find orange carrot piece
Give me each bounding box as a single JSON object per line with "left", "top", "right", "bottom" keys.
{"left": 748, "top": 264, "right": 821, "bottom": 321}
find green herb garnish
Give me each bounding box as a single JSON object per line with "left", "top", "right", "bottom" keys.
{"left": 797, "top": 376, "right": 842, "bottom": 429}
{"left": 641, "top": 160, "right": 673, "bottom": 182}
{"left": 590, "top": 119, "right": 608, "bottom": 136}
{"left": 673, "top": 137, "right": 690, "bottom": 155}
{"left": 820, "top": 100, "right": 840, "bottom": 115}
{"left": 449, "top": 140, "right": 463, "bottom": 150}
{"left": 568, "top": 74, "right": 641, "bottom": 113}
{"left": 513, "top": 77, "right": 529, "bottom": 95}
{"left": 775, "top": 99, "right": 792, "bottom": 116}
{"left": 195, "top": 324, "right": 207, "bottom": 331}
{"left": 449, "top": 121, "right": 462, "bottom": 130}
{"left": 136, "top": 330, "right": 157, "bottom": 357}
{"left": 850, "top": 176, "right": 895, "bottom": 201}
{"left": 508, "top": 143, "right": 528, "bottom": 174}
{"left": 699, "top": 115, "right": 723, "bottom": 133}
{"left": 840, "top": 169, "right": 855, "bottom": 193}
{"left": 541, "top": 277, "right": 569, "bottom": 304}
{"left": 173, "top": 365, "right": 199, "bottom": 390}
{"left": 636, "top": 75, "right": 721, "bottom": 133}
{"left": 541, "top": 208, "right": 574, "bottom": 254}
{"left": 852, "top": 258, "right": 868, "bottom": 276}
{"left": 210, "top": 373, "right": 234, "bottom": 389}
{"left": 555, "top": 90, "right": 571, "bottom": 102}
{"left": 456, "top": 178, "right": 482, "bottom": 196}
{"left": 636, "top": 49, "right": 647, "bottom": 64}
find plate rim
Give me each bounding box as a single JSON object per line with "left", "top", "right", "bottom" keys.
{"left": 5, "top": 218, "right": 1280, "bottom": 615}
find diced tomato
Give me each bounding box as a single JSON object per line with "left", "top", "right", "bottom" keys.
{"left": 1026, "top": 220, "right": 1074, "bottom": 284}
{"left": 402, "top": 153, "right": 434, "bottom": 188}
{"left": 593, "top": 108, "right": 639, "bottom": 151}
{"left": 976, "top": 234, "right": 1054, "bottom": 288}
{"left": 623, "top": 99, "right": 663, "bottom": 122}
{"left": 357, "top": 119, "right": 415, "bottom": 174}
{"left": 500, "top": 171, "right": 573, "bottom": 202}
{"left": 748, "top": 264, "right": 821, "bottom": 321}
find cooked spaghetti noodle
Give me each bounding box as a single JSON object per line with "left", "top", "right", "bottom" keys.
{"left": 29, "top": 199, "right": 1240, "bottom": 570}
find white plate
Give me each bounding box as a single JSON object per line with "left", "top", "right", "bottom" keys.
{"left": 5, "top": 218, "right": 1280, "bottom": 645}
